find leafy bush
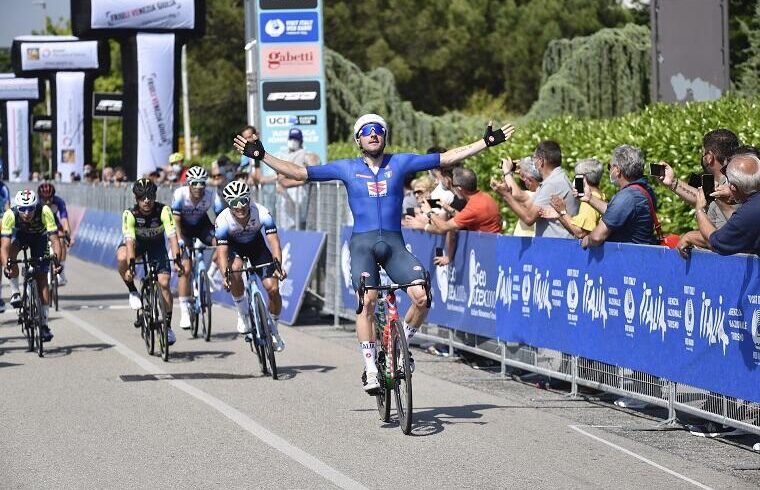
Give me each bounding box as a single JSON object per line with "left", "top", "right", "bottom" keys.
{"left": 329, "top": 95, "right": 760, "bottom": 235}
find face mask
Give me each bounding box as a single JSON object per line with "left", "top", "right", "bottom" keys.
{"left": 287, "top": 139, "right": 301, "bottom": 152}
{"left": 172, "top": 163, "right": 182, "bottom": 173}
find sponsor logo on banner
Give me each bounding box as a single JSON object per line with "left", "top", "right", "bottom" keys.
{"left": 91, "top": 0, "right": 196, "bottom": 29}
{"left": 583, "top": 273, "right": 608, "bottom": 328}
{"left": 21, "top": 41, "right": 100, "bottom": 71}
{"left": 752, "top": 309, "right": 760, "bottom": 349}
{"left": 367, "top": 181, "right": 387, "bottom": 197}
{"left": 262, "top": 81, "right": 321, "bottom": 111}
{"left": 32, "top": 115, "right": 52, "bottom": 133}
{"left": 265, "top": 114, "right": 317, "bottom": 127}
{"left": 495, "top": 265, "right": 514, "bottom": 310}
{"left": 565, "top": 268, "right": 579, "bottom": 325}
{"left": 684, "top": 298, "right": 695, "bottom": 337}
{"left": 259, "top": 0, "right": 318, "bottom": 9}
{"left": 93, "top": 92, "right": 123, "bottom": 117}
{"left": 0, "top": 77, "right": 40, "bottom": 100}
{"left": 141, "top": 72, "right": 171, "bottom": 145}
{"left": 532, "top": 269, "right": 552, "bottom": 318}
{"left": 263, "top": 45, "right": 320, "bottom": 75}
{"left": 259, "top": 12, "right": 319, "bottom": 43}
{"left": 639, "top": 282, "right": 667, "bottom": 341}
{"left": 699, "top": 292, "right": 729, "bottom": 355}
{"left": 467, "top": 250, "right": 496, "bottom": 320}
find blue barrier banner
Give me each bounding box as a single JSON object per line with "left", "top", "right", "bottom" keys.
{"left": 339, "top": 226, "right": 498, "bottom": 338}
{"left": 495, "top": 236, "right": 760, "bottom": 403}
{"left": 277, "top": 229, "right": 325, "bottom": 325}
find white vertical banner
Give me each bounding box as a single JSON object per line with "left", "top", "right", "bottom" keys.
{"left": 6, "top": 101, "right": 30, "bottom": 182}
{"left": 136, "top": 33, "right": 175, "bottom": 178}
{"left": 55, "top": 71, "right": 86, "bottom": 183}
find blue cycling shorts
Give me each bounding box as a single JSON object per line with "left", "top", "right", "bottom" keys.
{"left": 348, "top": 230, "right": 426, "bottom": 290}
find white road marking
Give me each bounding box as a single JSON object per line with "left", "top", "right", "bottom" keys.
{"left": 61, "top": 310, "right": 368, "bottom": 490}
{"left": 569, "top": 425, "right": 714, "bottom": 490}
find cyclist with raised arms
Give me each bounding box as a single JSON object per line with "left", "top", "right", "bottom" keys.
{"left": 37, "top": 183, "right": 72, "bottom": 286}
{"left": 234, "top": 114, "right": 515, "bottom": 392}
{"left": 215, "top": 181, "right": 286, "bottom": 350}
{"left": 1, "top": 189, "right": 63, "bottom": 342}
{"left": 171, "top": 166, "right": 225, "bottom": 331}
{"left": 0, "top": 177, "right": 11, "bottom": 312}
{"left": 117, "top": 179, "right": 183, "bottom": 345}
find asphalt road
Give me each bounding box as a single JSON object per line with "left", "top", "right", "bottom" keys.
{"left": 1, "top": 256, "right": 759, "bottom": 489}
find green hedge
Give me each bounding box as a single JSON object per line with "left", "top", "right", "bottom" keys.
{"left": 328, "top": 95, "right": 760, "bottom": 235}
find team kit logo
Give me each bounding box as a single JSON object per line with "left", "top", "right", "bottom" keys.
{"left": 367, "top": 181, "right": 387, "bottom": 197}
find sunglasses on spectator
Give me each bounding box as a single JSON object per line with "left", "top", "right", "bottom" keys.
{"left": 211, "top": 174, "right": 222, "bottom": 178}
{"left": 18, "top": 205, "right": 35, "bottom": 214}
{"left": 357, "top": 123, "right": 386, "bottom": 137}
{"left": 413, "top": 189, "right": 425, "bottom": 194}
{"left": 230, "top": 197, "right": 250, "bottom": 209}
{"left": 189, "top": 181, "right": 207, "bottom": 188}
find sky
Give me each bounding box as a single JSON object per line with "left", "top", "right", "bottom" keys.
{"left": 1, "top": 0, "right": 71, "bottom": 47}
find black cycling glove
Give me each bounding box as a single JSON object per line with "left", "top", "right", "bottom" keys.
{"left": 483, "top": 123, "right": 507, "bottom": 147}
{"left": 243, "top": 140, "right": 266, "bottom": 160}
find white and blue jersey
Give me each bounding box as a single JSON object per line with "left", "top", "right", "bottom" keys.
{"left": 306, "top": 153, "right": 440, "bottom": 233}
{"left": 214, "top": 202, "right": 277, "bottom": 245}
{"left": 171, "top": 186, "right": 225, "bottom": 225}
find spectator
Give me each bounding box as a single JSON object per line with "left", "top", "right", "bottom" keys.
{"left": 660, "top": 129, "right": 740, "bottom": 224}
{"left": 410, "top": 174, "right": 436, "bottom": 216}
{"left": 492, "top": 140, "right": 578, "bottom": 238}
{"left": 213, "top": 154, "right": 236, "bottom": 183}
{"left": 84, "top": 165, "right": 99, "bottom": 183}
{"left": 54, "top": 171, "right": 62, "bottom": 182}
{"left": 276, "top": 127, "right": 320, "bottom": 229}
{"left": 31, "top": 171, "right": 41, "bottom": 182}
{"left": 70, "top": 172, "right": 81, "bottom": 182}
{"left": 581, "top": 145, "right": 659, "bottom": 249}
{"left": 692, "top": 146, "right": 760, "bottom": 256}
{"left": 405, "top": 168, "right": 501, "bottom": 234}
{"left": 548, "top": 158, "right": 606, "bottom": 239}
{"left": 402, "top": 171, "right": 418, "bottom": 213}
{"left": 147, "top": 170, "right": 161, "bottom": 186}
{"left": 101, "top": 166, "right": 114, "bottom": 185}
{"left": 113, "top": 166, "right": 128, "bottom": 185}
{"left": 168, "top": 153, "right": 187, "bottom": 183}
{"left": 492, "top": 156, "right": 541, "bottom": 237}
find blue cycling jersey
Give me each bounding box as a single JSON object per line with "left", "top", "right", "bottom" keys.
{"left": 306, "top": 153, "right": 440, "bottom": 233}
{"left": 0, "top": 183, "right": 10, "bottom": 210}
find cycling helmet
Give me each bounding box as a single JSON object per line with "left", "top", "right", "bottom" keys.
{"left": 222, "top": 181, "right": 250, "bottom": 204}
{"left": 132, "top": 178, "right": 157, "bottom": 198}
{"left": 38, "top": 182, "right": 55, "bottom": 200}
{"left": 14, "top": 189, "right": 38, "bottom": 207}
{"left": 186, "top": 165, "right": 208, "bottom": 184}
{"left": 169, "top": 152, "right": 184, "bottom": 164}
{"left": 353, "top": 113, "right": 388, "bottom": 145}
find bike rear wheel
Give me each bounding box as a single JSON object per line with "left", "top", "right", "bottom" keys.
{"left": 391, "top": 321, "right": 413, "bottom": 434}
{"left": 375, "top": 351, "right": 392, "bottom": 422}
{"left": 255, "top": 293, "right": 277, "bottom": 380}
{"left": 48, "top": 268, "right": 59, "bottom": 312}
{"left": 200, "top": 272, "right": 212, "bottom": 342}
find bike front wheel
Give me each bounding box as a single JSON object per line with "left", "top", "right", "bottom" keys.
{"left": 28, "top": 280, "right": 44, "bottom": 358}
{"left": 199, "top": 272, "right": 212, "bottom": 342}
{"left": 154, "top": 285, "right": 170, "bottom": 362}
{"left": 391, "top": 321, "right": 413, "bottom": 434}
{"left": 255, "top": 293, "right": 277, "bottom": 380}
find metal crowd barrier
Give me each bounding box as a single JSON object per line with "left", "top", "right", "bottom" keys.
{"left": 23, "top": 180, "right": 760, "bottom": 436}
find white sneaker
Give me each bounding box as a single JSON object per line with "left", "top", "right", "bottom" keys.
{"left": 57, "top": 271, "right": 68, "bottom": 286}
{"left": 179, "top": 314, "right": 192, "bottom": 330}
{"left": 236, "top": 314, "right": 251, "bottom": 334}
{"left": 363, "top": 370, "right": 380, "bottom": 393}
{"left": 271, "top": 332, "right": 285, "bottom": 352}
{"left": 128, "top": 292, "right": 142, "bottom": 310}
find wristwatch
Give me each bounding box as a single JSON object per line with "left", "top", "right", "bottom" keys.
{"left": 559, "top": 210, "right": 568, "bottom": 216}
{"left": 503, "top": 171, "right": 513, "bottom": 177}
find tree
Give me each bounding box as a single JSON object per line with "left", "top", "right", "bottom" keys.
{"left": 735, "top": 1, "right": 760, "bottom": 96}
{"left": 186, "top": 0, "right": 246, "bottom": 154}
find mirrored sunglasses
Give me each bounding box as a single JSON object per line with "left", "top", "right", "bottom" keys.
{"left": 358, "top": 123, "right": 386, "bottom": 138}
{"left": 230, "top": 197, "right": 250, "bottom": 209}
{"left": 189, "top": 181, "right": 207, "bottom": 188}
{"left": 18, "top": 205, "right": 35, "bottom": 213}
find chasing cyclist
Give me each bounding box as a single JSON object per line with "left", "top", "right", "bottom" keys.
{"left": 215, "top": 181, "right": 286, "bottom": 350}
{"left": 234, "top": 114, "right": 514, "bottom": 393}
{"left": 1, "top": 189, "right": 63, "bottom": 342}
{"left": 117, "top": 179, "right": 183, "bottom": 345}
{"left": 37, "top": 183, "right": 72, "bottom": 286}
{"left": 171, "top": 166, "right": 225, "bottom": 331}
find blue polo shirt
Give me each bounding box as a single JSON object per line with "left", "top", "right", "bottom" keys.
{"left": 709, "top": 191, "right": 760, "bottom": 256}
{"left": 602, "top": 179, "right": 659, "bottom": 245}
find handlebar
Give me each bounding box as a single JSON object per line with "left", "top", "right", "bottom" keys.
{"left": 225, "top": 258, "right": 283, "bottom": 282}
{"left": 355, "top": 271, "right": 432, "bottom": 314}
